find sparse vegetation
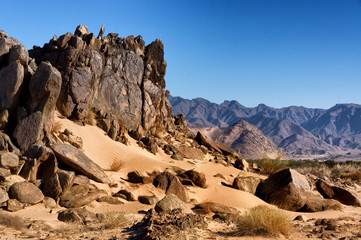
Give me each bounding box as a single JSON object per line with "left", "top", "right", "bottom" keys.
{"left": 101, "top": 212, "right": 130, "bottom": 229}
{"left": 109, "top": 158, "right": 124, "bottom": 172}
{"left": 256, "top": 150, "right": 288, "bottom": 175}
{"left": 289, "top": 160, "right": 361, "bottom": 180}
{"left": 0, "top": 213, "right": 27, "bottom": 230}
{"left": 236, "top": 205, "right": 292, "bottom": 237}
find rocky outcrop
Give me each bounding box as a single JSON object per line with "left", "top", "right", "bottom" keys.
{"left": 29, "top": 25, "right": 176, "bottom": 136}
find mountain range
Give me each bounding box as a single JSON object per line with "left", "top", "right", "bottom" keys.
{"left": 169, "top": 96, "right": 361, "bottom": 159}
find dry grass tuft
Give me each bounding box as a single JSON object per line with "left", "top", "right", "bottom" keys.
{"left": 109, "top": 158, "right": 124, "bottom": 172}
{"left": 0, "top": 213, "right": 27, "bottom": 230}
{"left": 237, "top": 205, "right": 292, "bottom": 237}
{"left": 85, "top": 109, "right": 97, "bottom": 126}
{"left": 101, "top": 212, "right": 130, "bottom": 229}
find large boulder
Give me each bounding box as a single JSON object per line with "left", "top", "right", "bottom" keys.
{"left": 255, "top": 168, "right": 312, "bottom": 211}
{"left": 28, "top": 61, "right": 62, "bottom": 134}
{"left": 51, "top": 144, "right": 111, "bottom": 183}
{"left": 153, "top": 171, "right": 189, "bottom": 202}
{"left": 9, "top": 182, "right": 44, "bottom": 204}
{"left": 316, "top": 179, "right": 361, "bottom": 206}
{"left": 155, "top": 194, "right": 192, "bottom": 214}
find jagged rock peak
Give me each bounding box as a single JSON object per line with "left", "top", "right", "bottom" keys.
{"left": 29, "top": 25, "right": 176, "bottom": 137}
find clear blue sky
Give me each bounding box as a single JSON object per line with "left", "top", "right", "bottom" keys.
{"left": 2, "top": 0, "right": 361, "bottom": 109}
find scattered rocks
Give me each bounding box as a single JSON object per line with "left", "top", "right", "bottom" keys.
{"left": 153, "top": 171, "right": 189, "bottom": 202}
{"left": 127, "top": 171, "right": 154, "bottom": 184}
{"left": 113, "top": 189, "right": 136, "bottom": 201}
{"left": 234, "top": 159, "right": 249, "bottom": 171}
{"left": 97, "top": 196, "right": 124, "bottom": 205}
{"left": 59, "top": 184, "right": 101, "bottom": 208}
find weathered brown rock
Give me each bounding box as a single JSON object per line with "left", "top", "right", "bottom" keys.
{"left": 234, "top": 159, "right": 249, "bottom": 171}
{"left": 138, "top": 195, "right": 159, "bottom": 205}
{"left": 59, "top": 184, "right": 101, "bottom": 208}
{"left": 114, "top": 189, "right": 136, "bottom": 201}
{"left": 232, "top": 176, "right": 261, "bottom": 194}
{"left": 316, "top": 179, "right": 361, "bottom": 206}
{"left": 300, "top": 195, "right": 343, "bottom": 212}
{"left": 0, "top": 167, "right": 11, "bottom": 179}
{"left": 193, "top": 202, "right": 239, "bottom": 216}
{"left": 8, "top": 44, "right": 29, "bottom": 66}
{"left": 178, "top": 169, "right": 206, "bottom": 188}
{"left": 58, "top": 129, "right": 83, "bottom": 149}
{"left": 155, "top": 194, "right": 192, "bottom": 214}
{"left": 0, "top": 60, "right": 24, "bottom": 129}
{"left": 13, "top": 111, "right": 43, "bottom": 150}
{"left": 9, "top": 182, "right": 44, "bottom": 204}
{"left": 154, "top": 171, "right": 189, "bottom": 202}
{"left": 6, "top": 199, "right": 24, "bottom": 212}
{"left": 74, "top": 25, "right": 89, "bottom": 37}
{"left": 175, "top": 146, "right": 204, "bottom": 160}
{"left": 0, "top": 132, "right": 19, "bottom": 153}
{"left": 0, "top": 188, "right": 9, "bottom": 205}
{"left": 51, "top": 144, "right": 111, "bottom": 183}
{"left": 20, "top": 144, "right": 57, "bottom": 181}
{"left": 0, "top": 151, "right": 19, "bottom": 169}
{"left": 255, "top": 168, "right": 312, "bottom": 211}
{"left": 97, "top": 196, "right": 124, "bottom": 205}
{"left": 127, "top": 170, "right": 154, "bottom": 184}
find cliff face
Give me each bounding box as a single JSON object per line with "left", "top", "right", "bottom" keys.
{"left": 29, "top": 25, "right": 173, "bottom": 134}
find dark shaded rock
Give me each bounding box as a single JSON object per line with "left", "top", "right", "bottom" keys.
{"left": 0, "top": 188, "right": 9, "bottom": 205}
{"left": 234, "top": 159, "right": 249, "bottom": 171}
{"left": 127, "top": 170, "right": 154, "bottom": 184}
{"left": 28, "top": 61, "right": 61, "bottom": 135}
{"left": 42, "top": 172, "right": 62, "bottom": 199}
{"left": 97, "top": 196, "right": 124, "bottom": 204}
{"left": 255, "top": 168, "right": 311, "bottom": 211}
{"left": 154, "top": 194, "right": 192, "bottom": 214}
{"left": 6, "top": 199, "right": 23, "bottom": 212}
{"left": 316, "top": 179, "right": 361, "bottom": 206}
{"left": 0, "top": 61, "right": 24, "bottom": 129}
{"left": 153, "top": 171, "right": 189, "bottom": 202}
{"left": 57, "top": 32, "right": 73, "bottom": 48}
{"left": 20, "top": 144, "right": 57, "bottom": 181}
{"left": 0, "top": 132, "right": 19, "bottom": 153}
{"left": 74, "top": 25, "right": 89, "bottom": 37}
{"left": 13, "top": 111, "right": 43, "bottom": 150}
{"left": 178, "top": 169, "right": 206, "bottom": 188}
{"left": 138, "top": 195, "right": 159, "bottom": 205}
{"left": 0, "top": 151, "right": 19, "bottom": 169}
{"left": 9, "top": 182, "right": 44, "bottom": 204}
{"left": 195, "top": 131, "right": 238, "bottom": 157}
{"left": 114, "top": 189, "right": 136, "bottom": 201}
{"left": 232, "top": 176, "right": 261, "bottom": 194}
{"left": 51, "top": 144, "right": 111, "bottom": 183}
